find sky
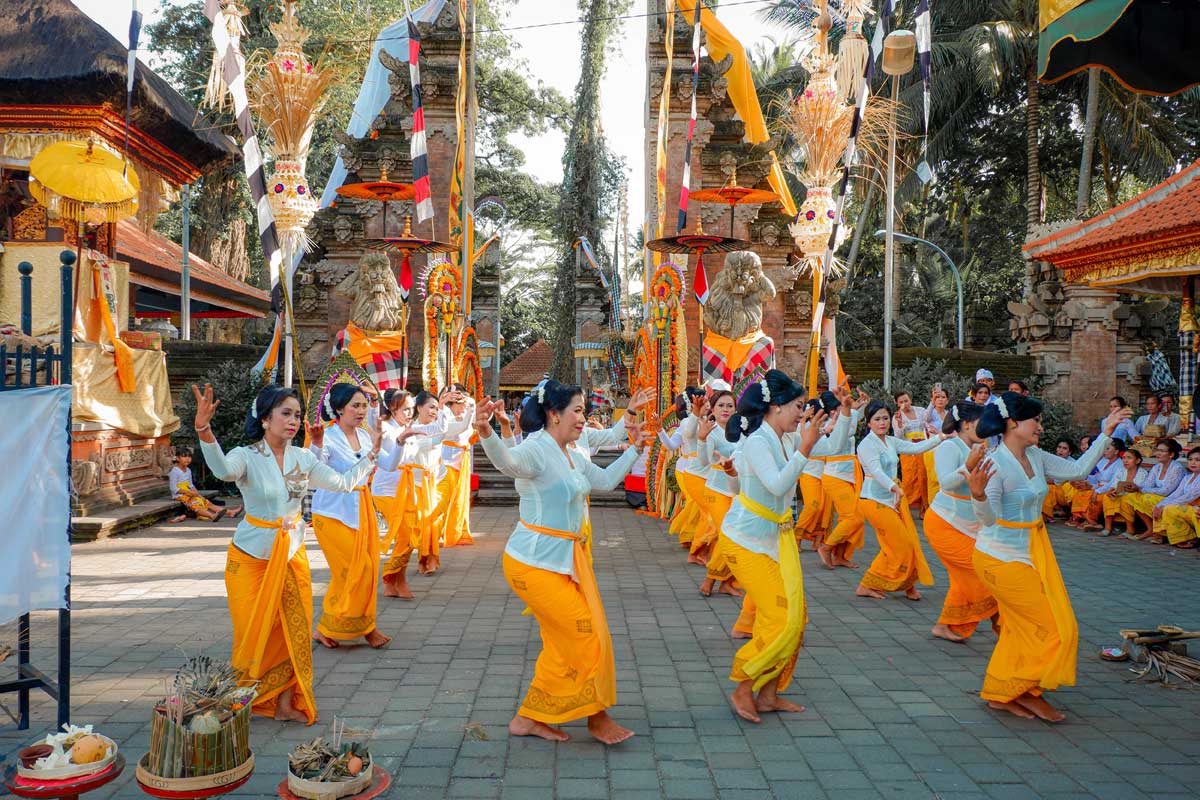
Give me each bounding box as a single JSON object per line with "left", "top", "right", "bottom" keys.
{"left": 72, "top": 0, "right": 791, "bottom": 236}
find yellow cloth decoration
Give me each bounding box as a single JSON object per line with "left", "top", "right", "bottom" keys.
{"left": 676, "top": 0, "right": 798, "bottom": 217}
{"left": 1040, "top": 0, "right": 1091, "bottom": 30}
{"left": 735, "top": 493, "right": 806, "bottom": 691}
{"left": 72, "top": 344, "right": 180, "bottom": 438}
{"left": 344, "top": 321, "right": 405, "bottom": 364}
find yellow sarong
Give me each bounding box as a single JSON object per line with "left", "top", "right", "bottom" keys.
{"left": 379, "top": 465, "right": 435, "bottom": 580}
{"left": 504, "top": 519, "right": 615, "bottom": 724}
{"left": 703, "top": 492, "right": 734, "bottom": 581}
{"left": 1163, "top": 504, "right": 1200, "bottom": 544}
{"left": 437, "top": 441, "right": 474, "bottom": 548}
{"left": 725, "top": 494, "right": 805, "bottom": 691}
{"left": 226, "top": 516, "right": 316, "bottom": 725}
{"left": 923, "top": 510, "right": 997, "bottom": 638}
{"left": 671, "top": 467, "right": 705, "bottom": 547}
{"left": 794, "top": 473, "right": 832, "bottom": 542}
{"left": 899, "top": 432, "right": 929, "bottom": 511}
{"left": 822, "top": 456, "right": 865, "bottom": 559}
{"left": 860, "top": 498, "right": 934, "bottom": 593}
{"left": 924, "top": 449, "right": 940, "bottom": 503}
{"left": 973, "top": 518, "right": 1078, "bottom": 702}
{"left": 312, "top": 487, "right": 380, "bottom": 640}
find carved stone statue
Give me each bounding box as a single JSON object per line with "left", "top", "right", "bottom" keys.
{"left": 702, "top": 251, "right": 777, "bottom": 339}
{"left": 336, "top": 252, "right": 406, "bottom": 331}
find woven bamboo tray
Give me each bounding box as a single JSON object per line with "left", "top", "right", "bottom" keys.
{"left": 15, "top": 735, "right": 117, "bottom": 781}
{"left": 135, "top": 752, "right": 254, "bottom": 793}
{"left": 286, "top": 763, "right": 373, "bottom": 800}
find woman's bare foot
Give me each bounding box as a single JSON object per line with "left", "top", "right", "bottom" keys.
{"left": 226, "top": 505, "right": 243, "bottom": 518}
{"left": 587, "top": 711, "right": 635, "bottom": 744}
{"left": 855, "top": 585, "right": 885, "bottom": 599}
{"left": 987, "top": 700, "right": 1035, "bottom": 719}
{"left": 931, "top": 624, "right": 966, "bottom": 643}
{"left": 699, "top": 578, "right": 715, "bottom": 597}
{"left": 273, "top": 689, "right": 310, "bottom": 723}
{"left": 730, "top": 682, "right": 761, "bottom": 723}
{"left": 687, "top": 553, "right": 705, "bottom": 565}
{"left": 365, "top": 629, "right": 391, "bottom": 649}
{"left": 755, "top": 683, "right": 804, "bottom": 714}
{"left": 1014, "top": 693, "right": 1065, "bottom": 722}
{"left": 312, "top": 631, "right": 340, "bottom": 649}
{"left": 817, "top": 544, "right": 835, "bottom": 570}
{"left": 717, "top": 581, "right": 744, "bottom": 598}
{"left": 169, "top": 514, "right": 187, "bottom": 523}
{"left": 509, "top": 714, "right": 569, "bottom": 741}
{"left": 383, "top": 576, "right": 415, "bottom": 599}
{"left": 905, "top": 587, "right": 922, "bottom": 601}
{"left": 731, "top": 629, "right": 752, "bottom": 639}
{"left": 833, "top": 556, "right": 859, "bottom": 569}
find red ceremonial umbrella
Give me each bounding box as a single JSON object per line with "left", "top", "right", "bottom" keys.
{"left": 690, "top": 184, "right": 781, "bottom": 238}
{"left": 334, "top": 167, "right": 415, "bottom": 237}
{"left": 371, "top": 217, "right": 456, "bottom": 387}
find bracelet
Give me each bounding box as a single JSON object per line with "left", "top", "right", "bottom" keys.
{"left": 195, "top": 424, "right": 212, "bottom": 434}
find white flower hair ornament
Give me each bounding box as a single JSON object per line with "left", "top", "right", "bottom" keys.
{"left": 251, "top": 397, "right": 259, "bottom": 419}
{"left": 995, "top": 396, "right": 1009, "bottom": 419}
{"left": 537, "top": 386, "right": 546, "bottom": 405}
{"left": 759, "top": 379, "right": 771, "bottom": 403}
{"left": 951, "top": 406, "right": 960, "bottom": 422}
{"left": 323, "top": 392, "right": 335, "bottom": 419}
{"left": 740, "top": 417, "right": 749, "bottom": 432}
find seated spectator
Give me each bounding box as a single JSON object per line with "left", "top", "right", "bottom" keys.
{"left": 1152, "top": 447, "right": 1200, "bottom": 549}
{"left": 1075, "top": 438, "right": 1125, "bottom": 531}
{"left": 1093, "top": 448, "right": 1146, "bottom": 536}
{"left": 1007, "top": 380, "right": 1030, "bottom": 395}
{"left": 1103, "top": 396, "right": 1139, "bottom": 445}
{"left": 1042, "top": 438, "right": 1078, "bottom": 520}
{"left": 1135, "top": 394, "right": 1179, "bottom": 437}
{"left": 969, "top": 382, "right": 991, "bottom": 405}
{"left": 168, "top": 447, "right": 240, "bottom": 523}
{"left": 1123, "top": 439, "right": 1185, "bottom": 539}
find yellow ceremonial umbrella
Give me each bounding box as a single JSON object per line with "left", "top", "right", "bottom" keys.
{"left": 28, "top": 139, "right": 139, "bottom": 225}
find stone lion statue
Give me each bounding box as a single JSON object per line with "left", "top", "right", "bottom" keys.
{"left": 336, "top": 252, "right": 406, "bottom": 331}
{"left": 702, "top": 251, "right": 776, "bottom": 339}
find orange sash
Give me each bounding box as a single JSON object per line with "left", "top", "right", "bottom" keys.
{"left": 519, "top": 519, "right": 616, "bottom": 709}
{"left": 997, "top": 518, "right": 1078, "bottom": 690}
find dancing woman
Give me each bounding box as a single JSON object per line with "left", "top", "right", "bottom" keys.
{"left": 193, "top": 383, "right": 380, "bottom": 724}
{"left": 696, "top": 389, "right": 742, "bottom": 597}
{"left": 721, "top": 369, "right": 825, "bottom": 724}
{"left": 434, "top": 385, "right": 476, "bottom": 549}
{"left": 967, "top": 392, "right": 1129, "bottom": 722}
{"left": 308, "top": 384, "right": 392, "bottom": 650}
{"left": 818, "top": 389, "right": 870, "bottom": 570}
{"left": 892, "top": 390, "right": 931, "bottom": 515}
{"left": 923, "top": 384, "right": 950, "bottom": 500}
{"left": 667, "top": 388, "right": 708, "bottom": 549}
{"left": 475, "top": 381, "right": 649, "bottom": 744}
{"left": 924, "top": 402, "right": 998, "bottom": 642}
{"left": 854, "top": 401, "right": 943, "bottom": 600}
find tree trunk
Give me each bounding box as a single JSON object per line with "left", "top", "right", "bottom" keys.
{"left": 843, "top": 183, "right": 876, "bottom": 281}
{"left": 1076, "top": 67, "right": 1100, "bottom": 218}
{"left": 1024, "top": 63, "right": 1042, "bottom": 237}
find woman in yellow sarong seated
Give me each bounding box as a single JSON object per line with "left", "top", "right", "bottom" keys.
{"left": 967, "top": 392, "right": 1129, "bottom": 722}
{"left": 1121, "top": 439, "right": 1184, "bottom": 542}
{"left": 925, "top": 402, "right": 998, "bottom": 643}
{"left": 1093, "top": 448, "right": 1147, "bottom": 536}
{"left": 193, "top": 383, "right": 380, "bottom": 724}
{"left": 309, "top": 383, "right": 392, "bottom": 650}
{"left": 720, "top": 370, "right": 825, "bottom": 724}
{"left": 475, "top": 381, "right": 649, "bottom": 744}
{"left": 1146, "top": 446, "right": 1200, "bottom": 548}
{"left": 855, "top": 401, "right": 944, "bottom": 601}
{"left": 1041, "top": 439, "right": 1077, "bottom": 520}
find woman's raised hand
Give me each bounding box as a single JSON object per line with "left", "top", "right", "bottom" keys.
{"left": 1102, "top": 405, "right": 1133, "bottom": 436}
{"left": 474, "top": 398, "right": 498, "bottom": 438}
{"left": 964, "top": 442, "right": 988, "bottom": 472}
{"left": 192, "top": 383, "right": 219, "bottom": 431}
{"left": 368, "top": 419, "right": 383, "bottom": 455}
{"left": 697, "top": 415, "right": 716, "bottom": 441}
{"left": 627, "top": 387, "right": 655, "bottom": 415}
{"left": 627, "top": 421, "right": 653, "bottom": 451}
{"left": 798, "top": 410, "right": 828, "bottom": 456}
{"left": 306, "top": 420, "right": 325, "bottom": 449}
{"left": 966, "top": 457, "right": 996, "bottom": 501}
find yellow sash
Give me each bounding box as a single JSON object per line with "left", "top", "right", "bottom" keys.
{"left": 997, "top": 518, "right": 1078, "bottom": 690}
{"left": 380, "top": 464, "right": 422, "bottom": 552}
{"left": 519, "top": 519, "right": 616, "bottom": 708}
{"left": 735, "top": 493, "right": 805, "bottom": 690}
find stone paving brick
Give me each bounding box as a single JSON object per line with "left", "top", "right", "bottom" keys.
{"left": 4, "top": 507, "right": 1200, "bottom": 799}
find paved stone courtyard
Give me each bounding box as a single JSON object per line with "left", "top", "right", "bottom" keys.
{"left": 4, "top": 505, "right": 1200, "bottom": 799}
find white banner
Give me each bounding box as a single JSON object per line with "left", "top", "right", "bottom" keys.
{"left": 0, "top": 386, "right": 71, "bottom": 623}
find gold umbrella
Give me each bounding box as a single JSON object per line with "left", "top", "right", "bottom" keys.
{"left": 28, "top": 139, "right": 139, "bottom": 224}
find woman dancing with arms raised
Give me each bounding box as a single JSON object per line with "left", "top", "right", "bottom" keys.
{"left": 192, "top": 383, "right": 380, "bottom": 724}
{"left": 475, "top": 381, "right": 650, "bottom": 744}
{"left": 720, "top": 369, "right": 826, "bottom": 723}
{"left": 967, "top": 392, "right": 1130, "bottom": 721}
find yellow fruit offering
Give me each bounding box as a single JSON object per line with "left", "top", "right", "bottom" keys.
{"left": 346, "top": 755, "right": 363, "bottom": 775}
{"left": 69, "top": 734, "right": 107, "bottom": 764}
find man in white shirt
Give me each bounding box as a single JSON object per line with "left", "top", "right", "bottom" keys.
{"left": 1135, "top": 394, "right": 1180, "bottom": 437}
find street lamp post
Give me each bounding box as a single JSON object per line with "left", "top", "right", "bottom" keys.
{"left": 881, "top": 30, "right": 915, "bottom": 393}
{"left": 874, "top": 230, "right": 964, "bottom": 350}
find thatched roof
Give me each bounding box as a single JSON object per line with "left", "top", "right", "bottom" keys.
{"left": 0, "top": 0, "right": 237, "bottom": 173}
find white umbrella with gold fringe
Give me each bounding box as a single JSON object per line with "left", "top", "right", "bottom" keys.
{"left": 247, "top": 0, "right": 333, "bottom": 398}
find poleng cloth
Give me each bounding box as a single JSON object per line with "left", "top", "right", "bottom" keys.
{"left": 333, "top": 322, "right": 406, "bottom": 389}
{"left": 701, "top": 329, "right": 775, "bottom": 386}
{"left": 997, "top": 517, "right": 1078, "bottom": 691}
{"left": 735, "top": 492, "right": 805, "bottom": 691}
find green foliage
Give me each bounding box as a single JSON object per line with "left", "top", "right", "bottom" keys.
{"left": 1039, "top": 401, "right": 1089, "bottom": 451}
{"left": 174, "top": 361, "right": 279, "bottom": 487}
{"left": 856, "top": 359, "right": 975, "bottom": 410}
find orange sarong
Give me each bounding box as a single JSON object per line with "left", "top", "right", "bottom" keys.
{"left": 922, "top": 510, "right": 997, "bottom": 638}
{"left": 822, "top": 457, "right": 865, "bottom": 561}
{"left": 794, "top": 473, "right": 832, "bottom": 542}
{"left": 312, "top": 487, "right": 380, "bottom": 640}
{"left": 860, "top": 498, "right": 934, "bottom": 593}
{"left": 504, "top": 520, "right": 615, "bottom": 724}
{"left": 378, "top": 465, "right": 434, "bottom": 581}
{"left": 671, "top": 468, "right": 706, "bottom": 547}
{"left": 436, "top": 442, "right": 474, "bottom": 548}
{"left": 899, "top": 453, "right": 928, "bottom": 511}
{"left": 973, "top": 518, "right": 1078, "bottom": 702}
{"left": 226, "top": 516, "right": 316, "bottom": 725}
